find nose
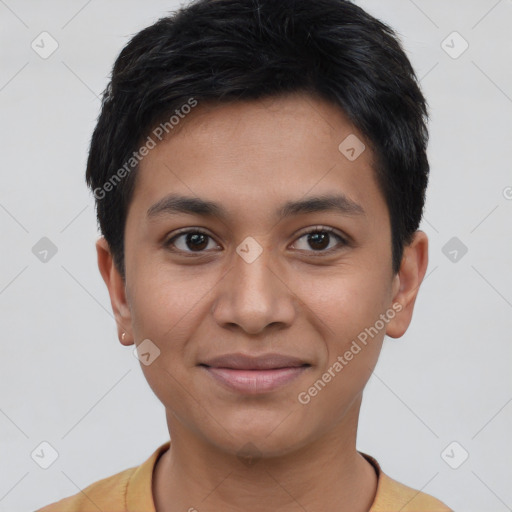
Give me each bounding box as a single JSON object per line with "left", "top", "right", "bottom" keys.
{"left": 211, "top": 244, "right": 297, "bottom": 335}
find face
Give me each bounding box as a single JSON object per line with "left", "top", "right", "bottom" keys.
{"left": 98, "top": 93, "right": 427, "bottom": 458}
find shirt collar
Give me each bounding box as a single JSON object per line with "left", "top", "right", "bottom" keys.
{"left": 126, "top": 442, "right": 398, "bottom": 511}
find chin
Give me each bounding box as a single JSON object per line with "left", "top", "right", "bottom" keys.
{"left": 202, "top": 411, "right": 314, "bottom": 459}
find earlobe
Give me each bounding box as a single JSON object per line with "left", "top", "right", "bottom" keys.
{"left": 95, "top": 237, "right": 134, "bottom": 346}
{"left": 385, "top": 231, "right": 429, "bottom": 339}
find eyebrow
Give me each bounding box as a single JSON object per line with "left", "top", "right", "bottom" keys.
{"left": 146, "top": 193, "right": 365, "bottom": 221}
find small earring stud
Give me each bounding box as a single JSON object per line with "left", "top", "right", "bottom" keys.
{"left": 121, "top": 332, "right": 126, "bottom": 341}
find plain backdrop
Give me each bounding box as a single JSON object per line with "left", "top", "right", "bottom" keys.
{"left": 1, "top": 1, "right": 511, "bottom": 510}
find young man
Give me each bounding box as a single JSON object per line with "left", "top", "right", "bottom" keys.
{"left": 38, "top": 0, "right": 452, "bottom": 510}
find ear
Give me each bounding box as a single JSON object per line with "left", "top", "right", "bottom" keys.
{"left": 96, "top": 237, "right": 134, "bottom": 346}
{"left": 386, "top": 230, "right": 429, "bottom": 339}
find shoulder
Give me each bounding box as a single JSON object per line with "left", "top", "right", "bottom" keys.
{"left": 362, "top": 453, "right": 453, "bottom": 512}
{"left": 373, "top": 471, "right": 453, "bottom": 511}
{"left": 35, "top": 441, "right": 169, "bottom": 512}
{"left": 35, "top": 466, "right": 136, "bottom": 512}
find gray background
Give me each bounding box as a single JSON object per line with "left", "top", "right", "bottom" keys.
{"left": 1, "top": 1, "right": 511, "bottom": 510}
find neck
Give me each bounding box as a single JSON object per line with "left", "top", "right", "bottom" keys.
{"left": 153, "top": 398, "right": 377, "bottom": 512}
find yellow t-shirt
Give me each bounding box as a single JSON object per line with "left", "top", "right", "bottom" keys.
{"left": 36, "top": 441, "right": 452, "bottom": 511}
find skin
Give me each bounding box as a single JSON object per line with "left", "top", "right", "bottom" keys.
{"left": 97, "top": 92, "right": 428, "bottom": 512}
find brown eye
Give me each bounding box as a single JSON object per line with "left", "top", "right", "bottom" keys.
{"left": 165, "top": 230, "right": 219, "bottom": 253}
{"left": 307, "top": 232, "right": 330, "bottom": 251}
{"left": 184, "top": 232, "right": 209, "bottom": 251}
{"left": 293, "top": 227, "right": 347, "bottom": 253}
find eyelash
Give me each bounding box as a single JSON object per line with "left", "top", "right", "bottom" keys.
{"left": 164, "top": 226, "right": 348, "bottom": 257}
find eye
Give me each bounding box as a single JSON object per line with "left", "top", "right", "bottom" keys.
{"left": 164, "top": 226, "right": 348, "bottom": 256}
{"left": 291, "top": 226, "right": 347, "bottom": 254}
{"left": 164, "top": 229, "right": 220, "bottom": 253}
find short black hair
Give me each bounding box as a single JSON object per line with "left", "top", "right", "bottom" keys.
{"left": 86, "top": 0, "right": 429, "bottom": 279}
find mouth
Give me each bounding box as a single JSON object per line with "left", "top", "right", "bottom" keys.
{"left": 199, "top": 353, "right": 311, "bottom": 394}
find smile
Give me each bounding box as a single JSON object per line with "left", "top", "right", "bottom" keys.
{"left": 200, "top": 365, "right": 310, "bottom": 394}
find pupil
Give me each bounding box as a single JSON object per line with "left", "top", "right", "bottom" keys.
{"left": 187, "top": 233, "right": 208, "bottom": 251}
{"left": 308, "top": 232, "right": 329, "bottom": 250}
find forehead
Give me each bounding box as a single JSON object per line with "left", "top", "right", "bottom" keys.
{"left": 128, "top": 93, "right": 386, "bottom": 225}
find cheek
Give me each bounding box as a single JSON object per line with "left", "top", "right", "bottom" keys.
{"left": 293, "top": 265, "right": 390, "bottom": 401}
{"left": 127, "top": 258, "right": 214, "bottom": 342}
{"left": 127, "top": 268, "right": 200, "bottom": 418}
{"left": 293, "top": 273, "right": 387, "bottom": 424}
{"left": 297, "top": 266, "right": 391, "bottom": 342}
{"left": 126, "top": 261, "right": 220, "bottom": 398}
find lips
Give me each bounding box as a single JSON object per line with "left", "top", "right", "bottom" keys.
{"left": 199, "top": 353, "right": 311, "bottom": 394}
{"left": 200, "top": 353, "right": 309, "bottom": 370}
